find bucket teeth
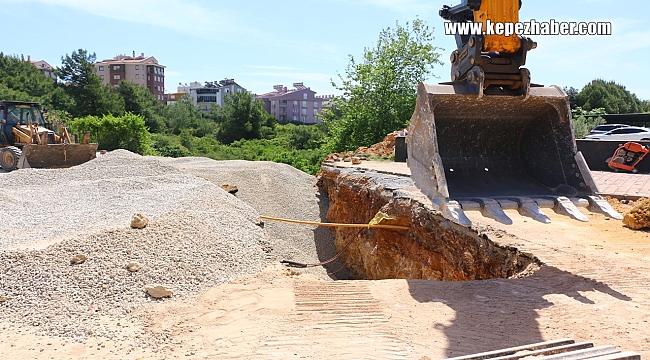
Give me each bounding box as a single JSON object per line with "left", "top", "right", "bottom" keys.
{"left": 586, "top": 196, "right": 623, "bottom": 220}
{"left": 474, "top": 198, "right": 513, "bottom": 225}
{"left": 440, "top": 200, "right": 472, "bottom": 227}
{"left": 552, "top": 196, "right": 589, "bottom": 222}
{"left": 511, "top": 197, "right": 551, "bottom": 224}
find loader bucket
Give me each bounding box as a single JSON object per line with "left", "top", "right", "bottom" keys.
{"left": 408, "top": 83, "right": 620, "bottom": 225}
{"left": 20, "top": 143, "right": 98, "bottom": 169}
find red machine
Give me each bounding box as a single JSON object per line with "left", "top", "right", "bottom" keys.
{"left": 607, "top": 142, "right": 649, "bottom": 173}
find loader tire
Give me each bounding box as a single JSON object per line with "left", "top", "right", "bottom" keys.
{"left": 1, "top": 146, "right": 22, "bottom": 172}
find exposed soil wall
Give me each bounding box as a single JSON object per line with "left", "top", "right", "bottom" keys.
{"left": 317, "top": 165, "right": 540, "bottom": 281}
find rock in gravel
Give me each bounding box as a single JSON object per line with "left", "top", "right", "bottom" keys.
{"left": 126, "top": 262, "right": 142, "bottom": 272}
{"left": 145, "top": 285, "right": 173, "bottom": 298}
{"left": 130, "top": 213, "right": 149, "bottom": 229}
{"left": 0, "top": 295, "right": 9, "bottom": 302}
{"left": 220, "top": 184, "right": 239, "bottom": 194}
{"left": 70, "top": 254, "right": 87, "bottom": 264}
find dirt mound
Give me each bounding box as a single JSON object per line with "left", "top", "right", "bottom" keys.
{"left": 324, "top": 131, "right": 401, "bottom": 162}
{"left": 605, "top": 196, "right": 635, "bottom": 214}
{"left": 622, "top": 197, "right": 650, "bottom": 229}
{"left": 355, "top": 131, "right": 399, "bottom": 157}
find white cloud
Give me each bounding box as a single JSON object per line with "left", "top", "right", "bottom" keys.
{"left": 3, "top": 0, "right": 247, "bottom": 40}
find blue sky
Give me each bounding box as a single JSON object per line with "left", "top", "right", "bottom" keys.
{"left": 0, "top": 0, "right": 648, "bottom": 101}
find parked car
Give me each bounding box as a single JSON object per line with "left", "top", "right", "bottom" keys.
{"left": 584, "top": 126, "right": 650, "bottom": 141}
{"left": 589, "top": 124, "right": 630, "bottom": 135}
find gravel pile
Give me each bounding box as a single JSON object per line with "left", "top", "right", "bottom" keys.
{"left": 0, "top": 150, "right": 259, "bottom": 249}
{"left": 158, "top": 156, "right": 348, "bottom": 279}
{"left": 0, "top": 150, "right": 340, "bottom": 342}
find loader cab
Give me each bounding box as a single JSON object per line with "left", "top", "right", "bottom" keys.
{"left": 0, "top": 101, "right": 47, "bottom": 145}
{"left": 4, "top": 102, "right": 47, "bottom": 127}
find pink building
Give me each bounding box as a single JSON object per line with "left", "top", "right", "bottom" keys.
{"left": 257, "top": 83, "right": 333, "bottom": 124}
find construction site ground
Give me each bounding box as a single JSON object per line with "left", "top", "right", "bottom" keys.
{"left": 1, "top": 160, "right": 649, "bottom": 359}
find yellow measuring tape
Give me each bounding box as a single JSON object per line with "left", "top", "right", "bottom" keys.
{"left": 259, "top": 214, "right": 409, "bottom": 231}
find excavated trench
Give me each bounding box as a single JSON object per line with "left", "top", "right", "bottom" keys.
{"left": 317, "top": 164, "right": 541, "bottom": 281}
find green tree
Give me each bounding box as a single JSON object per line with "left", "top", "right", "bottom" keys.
{"left": 213, "top": 91, "right": 276, "bottom": 144}
{"left": 162, "top": 93, "right": 214, "bottom": 136}
{"left": 57, "top": 49, "right": 124, "bottom": 118}
{"left": 326, "top": 19, "right": 442, "bottom": 151}
{"left": 116, "top": 80, "right": 165, "bottom": 132}
{"left": 576, "top": 79, "right": 644, "bottom": 114}
{"left": 0, "top": 53, "right": 73, "bottom": 108}
{"left": 70, "top": 112, "right": 151, "bottom": 154}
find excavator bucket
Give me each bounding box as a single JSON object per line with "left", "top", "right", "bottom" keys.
{"left": 19, "top": 143, "right": 98, "bottom": 169}
{"left": 407, "top": 83, "right": 621, "bottom": 226}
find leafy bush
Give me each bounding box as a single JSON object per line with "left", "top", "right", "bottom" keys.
{"left": 572, "top": 107, "right": 606, "bottom": 139}
{"left": 70, "top": 113, "right": 152, "bottom": 154}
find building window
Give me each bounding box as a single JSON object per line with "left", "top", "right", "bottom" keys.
{"left": 198, "top": 96, "right": 217, "bottom": 103}
{"left": 313, "top": 102, "right": 319, "bottom": 108}
{"left": 135, "top": 65, "right": 139, "bottom": 70}
{"left": 314, "top": 109, "right": 319, "bottom": 116}
{"left": 196, "top": 88, "right": 217, "bottom": 94}
{"left": 135, "top": 74, "right": 139, "bottom": 79}
{"left": 293, "top": 116, "right": 297, "bottom": 121}
{"left": 100, "top": 75, "right": 104, "bottom": 80}
{"left": 301, "top": 108, "right": 307, "bottom": 115}
{"left": 303, "top": 93, "right": 307, "bottom": 100}
{"left": 293, "top": 108, "right": 298, "bottom": 114}
{"left": 280, "top": 115, "right": 285, "bottom": 121}
{"left": 279, "top": 100, "right": 287, "bottom": 105}
{"left": 271, "top": 100, "right": 275, "bottom": 106}
{"left": 293, "top": 100, "right": 298, "bottom": 106}
{"left": 302, "top": 101, "right": 307, "bottom": 107}
{"left": 113, "top": 65, "right": 121, "bottom": 71}
{"left": 113, "top": 74, "right": 120, "bottom": 80}
{"left": 98, "top": 66, "right": 104, "bottom": 71}
{"left": 302, "top": 116, "right": 307, "bottom": 122}
{"left": 147, "top": 76, "right": 150, "bottom": 81}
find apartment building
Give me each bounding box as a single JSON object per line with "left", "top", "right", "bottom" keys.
{"left": 94, "top": 52, "right": 166, "bottom": 101}
{"left": 27, "top": 56, "right": 57, "bottom": 80}
{"left": 170, "top": 79, "right": 247, "bottom": 111}
{"left": 257, "top": 83, "right": 333, "bottom": 124}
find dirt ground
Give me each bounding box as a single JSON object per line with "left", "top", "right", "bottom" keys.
{"left": 2, "top": 203, "right": 649, "bottom": 359}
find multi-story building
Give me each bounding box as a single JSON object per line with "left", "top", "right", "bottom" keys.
{"left": 169, "top": 79, "right": 247, "bottom": 111}
{"left": 28, "top": 56, "right": 57, "bottom": 80}
{"left": 94, "top": 52, "right": 166, "bottom": 101}
{"left": 257, "top": 83, "right": 333, "bottom": 124}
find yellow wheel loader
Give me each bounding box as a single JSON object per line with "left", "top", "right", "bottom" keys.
{"left": 0, "top": 101, "right": 98, "bottom": 172}
{"left": 408, "top": 0, "right": 621, "bottom": 226}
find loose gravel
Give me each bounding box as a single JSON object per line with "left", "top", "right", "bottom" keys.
{"left": 0, "top": 150, "right": 342, "bottom": 343}
{"left": 158, "top": 156, "right": 348, "bottom": 279}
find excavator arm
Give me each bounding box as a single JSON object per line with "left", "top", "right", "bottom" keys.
{"left": 406, "top": 0, "right": 622, "bottom": 226}
{"left": 440, "top": 0, "right": 535, "bottom": 97}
